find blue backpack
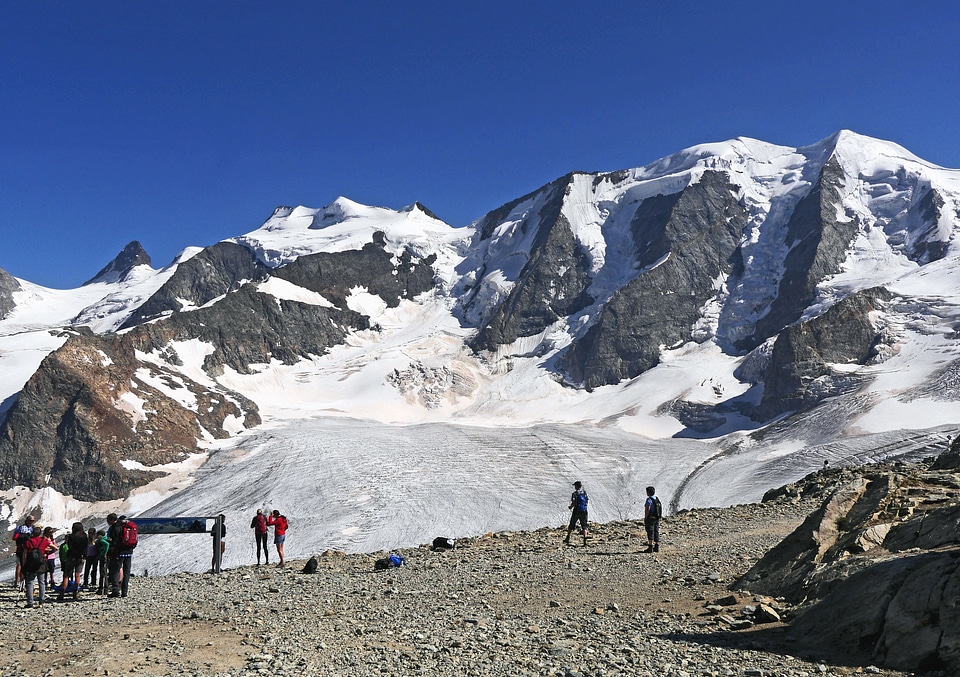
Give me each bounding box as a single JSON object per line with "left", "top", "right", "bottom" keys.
{"left": 574, "top": 491, "right": 588, "bottom": 512}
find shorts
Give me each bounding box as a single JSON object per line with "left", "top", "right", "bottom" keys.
{"left": 568, "top": 510, "right": 588, "bottom": 531}
{"left": 275, "top": 535, "right": 286, "bottom": 545}
{"left": 644, "top": 518, "right": 660, "bottom": 543}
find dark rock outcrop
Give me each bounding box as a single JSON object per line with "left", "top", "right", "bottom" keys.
{"left": 0, "top": 267, "right": 20, "bottom": 320}
{"left": 469, "top": 174, "right": 594, "bottom": 352}
{"left": 755, "top": 288, "right": 888, "bottom": 420}
{"left": 736, "top": 455, "right": 960, "bottom": 672}
{"left": 746, "top": 157, "right": 861, "bottom": 350}
{"left": 84, "top": 241, "right": 152, "bottom": 285}
{"left": 0, "top": 333, "right": 258, "bottom": 501}
{"left": 272, "top": 232, "right": 437, "bottom": 310}
{"left": 121, "top": 242, "right": 269, "bottom": 328}
{"left": 562, "top": 170, "right": 748, "bottom": 388}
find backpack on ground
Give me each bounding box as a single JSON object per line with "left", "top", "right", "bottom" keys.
{"left": 119, "top": 520, "right": 138, "bottom": 549}
{"left": 431, "top": 537, "right": 455, "bottom": 550}
{"left": 575, "top": 491, "right": 588, "bottom": 512}
{"left": 302, "top": 556, "right": 318, "bottom": 574}
{"left": 374, "top": 554, "right": 404, "bottom": 571}
{"left": 24, "top": 545, "right": 45, "bottom": 574}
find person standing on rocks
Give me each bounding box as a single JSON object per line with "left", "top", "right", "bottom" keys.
{"left": 266, "top": 509, "right": 288, "bottom": 566}
{"left": 107, "top": 513, "right": 136, "bottom": 598}
{"left": 59, "top": 521, "right": 87, "bottom": 601}
{"left": 251, "top": 509, "right": 269, "bottom": 565}
{"left": 565, "top": 481, "right": 589, "bottom": 546}
{"left": 643, "top": 485, "right": 662, "bottom": 553}
{"left": 21, "top": 526, "right": 53, "bottom": 608}
{"left": 43, "top": 527, "right": 58, "bottom": 588}
{"left": 12, "top": 515, "right": 35, "bottom": 588}
{"left": 94, "top": 529, "right": 109, "bottom": 595}
{"left": 83, "top": 527, "right": 98, "bottom": 591}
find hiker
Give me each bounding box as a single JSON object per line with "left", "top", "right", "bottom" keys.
{"left": 94, "top": 530, "right": 109, "bottom": 595}
{"left": 266, "top": 509, "right": 288, "bottom": 567}
{"left": 107, "top": 513, "right": 137, "bottom": 598}
{"left": 21, "top": 526, "right": 54, "bottom": 608}
{"left": 59, "top": 521, "right": 87, "bottom": 601}
{"left": 43, "top": 527, "right": 58, "bottom": 587}
{"left": 12, "top": 515, "right": 35, "bottom": 587}
{"left": 83, "top": 527, "right": 98, "bottom": 589}
{"left": 211, "top": 514, "right": 226, "bottom": 572}
{"left": 565, "top": 481, "right": 589, "bottom": 546}
{"left": 250, "top": 509, "right": 269, "bottom": 565}
{"left": 643, "top": 486, "right": 662, "bottom": 553}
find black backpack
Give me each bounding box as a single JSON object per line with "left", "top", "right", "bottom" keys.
{"left": 24, "top": 546, "right": 44, "bottom": 574}
{"left": 302, "top": 556, "right": 318, "bottom": 574}
{"left": 649, "top": 496, "right": 663, "bottom": 520}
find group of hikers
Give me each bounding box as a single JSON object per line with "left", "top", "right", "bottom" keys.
{"left": 565, "top": 481, "right": 662, "bottom": 553}
{"left": 10, "top": 482, "right": 657, "bottom": 607}
{"left": 12, "top": 508, "right": 290, "bottom": 607}
{"left": 12, "top": 513, "right": 138, "bottom": 608}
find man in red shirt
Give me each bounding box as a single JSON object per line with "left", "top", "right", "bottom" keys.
{"left": 250, "top": 509, "right": 269, "bottom": 565}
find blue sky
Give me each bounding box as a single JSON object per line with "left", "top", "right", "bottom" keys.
{"left": 2, "top": 1, "right": 959, "bottom": 288}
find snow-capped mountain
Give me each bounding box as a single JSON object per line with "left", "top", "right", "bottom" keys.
{"left": 2, "top": 130, "right": 958, "bottom": 573}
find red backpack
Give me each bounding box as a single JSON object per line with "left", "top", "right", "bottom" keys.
{"left": 119, "top": 520, "right": 138, "bottom": 549}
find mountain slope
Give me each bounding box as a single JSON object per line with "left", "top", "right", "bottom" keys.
{"left": 1, "top": 131, "right": 958, "bottom": 561}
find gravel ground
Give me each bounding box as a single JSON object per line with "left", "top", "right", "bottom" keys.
{"left": 0, "top": 497, "right": 916, "bottom": 677}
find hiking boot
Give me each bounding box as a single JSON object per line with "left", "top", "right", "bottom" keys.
{"left": 643, "top": 546, "right": 653, "bottom": 554}
{"left": 563, "top": 537, "right": 571, "bottom": 546}
{"left": 582, "top": 537, "right": 588, "bottom": 546}
{"left": 653, "top": 543, "right": 660, "bottom": 553}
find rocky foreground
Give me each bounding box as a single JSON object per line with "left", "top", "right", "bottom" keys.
{"left": 0, "top": 485, "right": 924, "bottom": 677}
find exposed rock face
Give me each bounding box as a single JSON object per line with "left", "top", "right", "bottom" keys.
{"left": 121, "top": 242, "right": 269, "bottom": 328}
{"left": 0, "top": 266, "right": 20, "bottom": 320}
{"left": 471, "top": 175, "right": 594, "bottom": 352}
{"left": 755, "top": 288, "right": 888, "bottom": 420}
{"left": 272, "top": 232, "right": 437, "bottom": 310}
{"left": 0, "top": 333, "right": 257, "bottom": 501}
{"left": 0, "top": 233, "right": 441, "bottom": 500}
{"left": 127, "top": 284, "right": 369, "bottom": 375}
{"left": 563, "top": 171, "right": 747, "bottom": 388}
{"left": 747, "top": 158, "right": 861, "bottom": 350}
{"left": 736, "top": 455, "right": 960, "bottom": 672}
{"left": 84, "top": 241, "right": 153, "bottom": 285}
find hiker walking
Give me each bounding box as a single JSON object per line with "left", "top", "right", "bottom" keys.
{"left": 643, "top": 486, "right": 662, "bottom": 553}
{"left": 565, "top": 481, "right": 589, "bottom": 546}
{"left": 266, "top": 509, "right": 288, "bottom": 567}
{"left": 12, "top": 515, "right": 35, "bottom": 587}
{"left": 250, "top": 509, "right": 269, "bottom": 565}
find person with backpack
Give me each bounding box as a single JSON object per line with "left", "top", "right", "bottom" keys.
{"left": 12, "top": 515, "right": 35, "bottom": 588}
{"left": 643, "top": 485, "right": 663, "bottom": 553}
{"left": 565, "top": 481, "right": 589, "bottom": 546}
{"left": 21, "top": 526, "right": 54, "bottom": 608}
{"left": 58, "top": 522, "right": 88, "bottom": 601}
{"left": 107, "top": 513, "right": 137, "bottom": 598}
{"left": 250, "top": 509, "right": 269, "bottom": 565}
{"left": 266, "top": 509, "right": 288, "bottom": 567}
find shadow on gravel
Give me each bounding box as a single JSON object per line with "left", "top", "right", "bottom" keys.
{"left": 659, "top": 626, "right": 871, "bottom": 670}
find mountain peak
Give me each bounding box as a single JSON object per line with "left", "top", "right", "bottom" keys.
{"left": 83, "top": 241, "right": 152, "bottom": 285}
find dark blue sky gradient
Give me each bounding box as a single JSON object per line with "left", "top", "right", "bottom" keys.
{"left": 3, "top": 1, "right": 959, "bottom": 287}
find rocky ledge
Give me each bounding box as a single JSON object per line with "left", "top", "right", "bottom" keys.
{"left": 0, "top": 481, "right": 931, "bottom": 677}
